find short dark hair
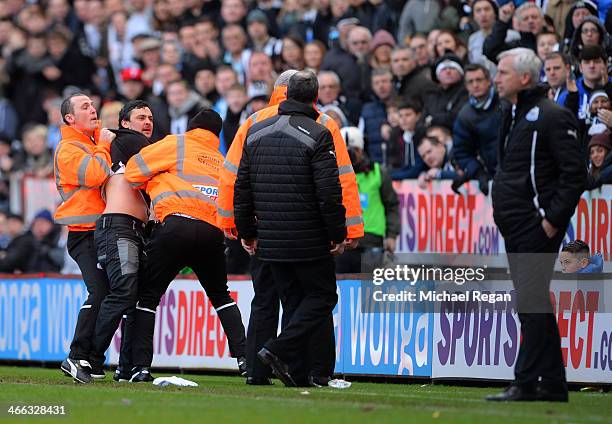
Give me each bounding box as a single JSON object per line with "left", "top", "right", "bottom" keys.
{"left": 416, "top": 135, "right": 441, "bottom": 148}
{"left": 545, "top": 51, "right": 570, "bottom": 65}
{"left": 287, "top": 71, "right": 318, "bottom": 104}
{"left": 119, "top": 100, "right": 151, "bottom": 128}
{"left": 7, "top": 212, "right": 23, "bottom": 223}
{"left": 464, "top": 63, "right": 491, "bottom": 80}
{"left": 60, "top": 92, "right": 89, "bottom": 125}
{"left": 398, "top": 100, "right": 422, "bottom": 114}
{"left": 536, "top": 31, "right": 560, "bottom": 43}
{"left": 562, "top": 240, "right": 590, "bottom": 259}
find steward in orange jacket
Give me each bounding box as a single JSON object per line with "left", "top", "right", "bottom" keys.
{"left": 122, "top": 108, "right": 247, "bottom": 379}
{"left": 54, "top": 93, "right": 116, "bottom": 384}
{"left": 54, "top": 126, "right": 111, "bottom": 230}
{"left": 217, "top": 84, "right": 364, "bottom": 241}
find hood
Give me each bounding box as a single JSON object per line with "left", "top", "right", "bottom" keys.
{"left": 169, "top": 91, "right": 204, "bottom": 119}
{"left": 577, "top": 252, "right": 604, "bottom": 273}
{"left": 563, "top": 1, "right": 599, "bottom": 43}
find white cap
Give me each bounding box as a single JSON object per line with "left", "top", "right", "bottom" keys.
{"left": 340, "top": 126, "right": 364, "bottom": 150}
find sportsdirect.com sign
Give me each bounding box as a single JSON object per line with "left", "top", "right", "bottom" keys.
{"left": 431, "top": 280, "right": 612, "bottom": 383}
{"left": 396, "top": 181, "right": 612, "bottom": 259}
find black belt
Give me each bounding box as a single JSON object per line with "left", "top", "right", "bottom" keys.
{"left": 97, "top": 213, "right": 146, "bottom": 230}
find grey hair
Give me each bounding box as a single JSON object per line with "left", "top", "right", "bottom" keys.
{"left": 391, "top": 45, "right": 415, "bottom": 59}
{"left": 498, "top": 47, "right": 542, "bottom": 87}
{"left": 515, "top": 3, "right": 543, "bottom": 20}
{"left": 317, "top": 70, "right": 341, "bottom": 86}
{"left": 347, "top": 26, "right": 373, "bottom": 42}
{"left": 274, "top": 69, "right": 298, "bottom": 87}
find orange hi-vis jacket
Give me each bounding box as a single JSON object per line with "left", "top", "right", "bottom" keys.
{"left": 124, "top": 128, "right": 223, "bottom": 228}
{"left": 217, "top": 85, "right": 364, "bottom": 239}
{"left": 54, "top": 125, "right": 111, "bottom": 231}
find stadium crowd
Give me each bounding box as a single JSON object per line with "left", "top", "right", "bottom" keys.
{"left": 0, "top": 0, "right": 611, "bottom": 274}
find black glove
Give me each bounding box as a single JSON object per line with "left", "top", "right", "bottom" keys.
{"left": 477, "top": 169, "right": 490, "bottom": 196}
{"left": 451, "top": 173, "right": 469, "bottom": 194}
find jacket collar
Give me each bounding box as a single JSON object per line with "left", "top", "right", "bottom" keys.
{"left": 515, "top": 85, "right": 547, "bottom": 114}
{"left": 187, "top": 128, "right": 220, "bottom": 150}
{"left": 268, "top": 85, "right": 287, "bottom": 106}
{"left": 278, "top": 99, "right": 319, "bottom": 120}
{"left": 60, "top": 125, "right": 99, "bottom": 144}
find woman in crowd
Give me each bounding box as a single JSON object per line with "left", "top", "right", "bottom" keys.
{"left": 586, "top": 131, "right": 612, "bottom": 189}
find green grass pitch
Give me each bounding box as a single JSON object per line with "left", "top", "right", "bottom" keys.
{"left": 0, "top": 366, "right": 610, "bottom": 423}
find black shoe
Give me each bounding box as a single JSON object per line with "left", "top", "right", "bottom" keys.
{"left": 486, "top": 385, "right": 537, "bottom": 402}
{"left": 536, "top": 385, "right": 568, "bottom": 402}
{"left": 90, "top": 364, "right": 106, "bottom": 380}
{"left": 60, "top": 358, "right": 92, "bottom": 384}
{"left": 246, "top": 376, "right": 273, "bottom": 385}
{"left": 113, "top": 367, "right": 131, "bottom": 382}
{"left": 309, "top": 375, "right": 331, "bottom": 388}
{"left": 257, "top": 348, "right": 297, "bottom": 388}
{"left": 237, "top": 357, "right": 247, "bottom": 376}
{"left": 129, "top": 366, "right": 154, "bottom": 383}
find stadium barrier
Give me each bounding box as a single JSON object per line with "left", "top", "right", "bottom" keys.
{"left": 1, "top": 275, "right": 610, "bottom": 384}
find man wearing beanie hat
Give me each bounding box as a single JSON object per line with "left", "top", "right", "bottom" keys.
{"left": 123, "top": 107, "right": 247, "bottom": 382}
{"left": 423, "top": 53, "right": 469, "bottom": 126}
{"left": 86, "top": 128, "right": 152, "bottom": 383}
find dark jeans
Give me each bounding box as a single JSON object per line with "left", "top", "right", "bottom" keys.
{"left": 503, "top": 218, "right": 567, "bottom": 390}
{"left": 66, "top": 230, "right": 110, "bottom": 361}
{"left": 126, "top": 216, "right": 246, "bottom": 367}
{"left": 264, "top": 257, "right": 338, "bottom": 382}
{"left": 248, "top": 257, "right": 336, "bottom": 379}
{"left": 91, "top": 213, "right": 145, "bottom": 367}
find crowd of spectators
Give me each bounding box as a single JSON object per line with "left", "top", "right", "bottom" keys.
{"left": 1, "top": 0, "right": 612, "bottom": 272}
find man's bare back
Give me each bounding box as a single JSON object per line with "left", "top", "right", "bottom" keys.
{"left": 103, "top": 174, "right": 148, "bottom": 222}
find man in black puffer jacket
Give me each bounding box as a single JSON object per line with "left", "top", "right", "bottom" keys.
{"left": 234, "top": 71, "right": 346, "bottom": 387}
{"left": 487, "top": 48, "right": 586, "bottom": 403}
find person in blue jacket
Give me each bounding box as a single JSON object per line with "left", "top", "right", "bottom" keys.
{"left": 559, "top": 240, "right": 604, "bottom": 273}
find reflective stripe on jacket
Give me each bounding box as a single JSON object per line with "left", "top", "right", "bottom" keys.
{"left": 217, "top": 85, "right": 364, "bottom": 238}
{"left": 53, "top": 125, "right": 110, "bottom": 231}
{"left": 125, "top": 129, "right": 223, "bottom": 228}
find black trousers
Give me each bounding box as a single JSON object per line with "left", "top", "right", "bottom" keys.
{"left": 503, "top": 219, "right": 567, "bottom": 390}
{"left": 126, "top": 216, "right": 246, "bottom": 367}
{"left": 264, "top": 257, "right": 338, "bottom": 382}
{"left": 248, "top": 257, "right": 336, "bottom": 379}
{"left": 91, "top": 214, "right": 145, "bottom": 367}
{"left": 66, "top": 230, "right": 110, "bottom": 361}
